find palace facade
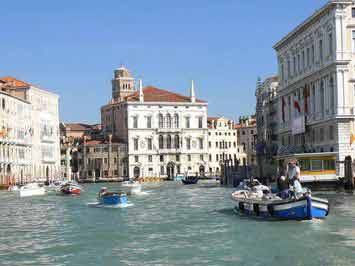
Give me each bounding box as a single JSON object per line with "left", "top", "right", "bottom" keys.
{"left": 101, "top": 67, "right": 209, "bottom": 179}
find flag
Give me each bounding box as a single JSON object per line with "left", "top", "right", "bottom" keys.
{"left": 294, "top": 100, "right": 301, "bottom": 113}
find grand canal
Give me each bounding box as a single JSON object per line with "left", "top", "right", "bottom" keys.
{"left": 0, "top": 182, "right": 354, "bottom": 266}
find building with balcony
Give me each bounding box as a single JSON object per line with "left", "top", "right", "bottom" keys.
{"left": 274, "top": 0, "right": 355, "bottom": 179}
{"left": 255, "top": 76, "right": 279, "bottom": 177}
{"left": 101, "top": 67, "right": 209, "bottom": 179}
{"left": 235, "top": 115, "right": 257, "bottom": 166}
{"left": 0, "top": 76, "right": 60, "bottom": 184}
{"left": 207, "top": 117, "right": 246, "bottom": 175}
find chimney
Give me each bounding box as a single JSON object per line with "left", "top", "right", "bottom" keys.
{"left": 190, "top": 80, "right": 196, "bottom": 103}
{"left": 139, "top": 79, "right": 144, "bottom": 103}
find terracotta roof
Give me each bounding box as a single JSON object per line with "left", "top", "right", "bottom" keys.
{"left": 0, "top": 76, "right": 31, "bottom": 87}
{"left": 65, "top": 123, "right": 93, "bottom": 131}
{"left": 207, "top": 116, "right": 221, "bottom": 122}
{"left": 125, "top": 86, "right": 206, "bottom": 103}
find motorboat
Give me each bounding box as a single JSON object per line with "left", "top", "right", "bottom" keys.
{"left": 46, "top": 180, "right": 67, "bottom": 193}
{"left": 121, "top": 180, "right": 142, "bottom": 195}
{"left": 8, "top": 185, "right": 20, "bottom": 192}
{"left": 60, "top": 181, "right": 82, "bottom": 195}
{"left": 182, "top": 176, "right": 199, "bottom": 185}
{"left": 98, "top": 187, "right": 128, "bottom": 205}
{"left": 19, "top": 183, "right": 46, "bottom": 197}
{"left": 231, "top": 184, "right": 329, "bottom": 220}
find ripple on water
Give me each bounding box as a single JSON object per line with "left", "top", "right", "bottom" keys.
{"left": 0, "top": 184, "right": 354, "bottom": 266}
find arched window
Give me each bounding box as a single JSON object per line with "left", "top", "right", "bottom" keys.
{"left": 166, "top": 114, "right": 172, "bottom": 128}
{"left": 174, "top": 114, "right": 179, "bottom": 128}
{"left": 159, "top": 135, "right": 164, "bottom": 149}
{"left": 167, "top": 135, "right": 172, "bottom": 149}
{"left": 159, "top": 114, "right": 164, "bottom": 128}
{"left": 174, "top": 135, "right": 179, "bottom": 149}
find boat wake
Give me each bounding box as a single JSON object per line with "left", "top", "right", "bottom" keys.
{"left": 87, "top": 202, "right": 134, "bottom": 208}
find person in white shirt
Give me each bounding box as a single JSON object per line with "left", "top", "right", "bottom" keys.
{"left": 287, "top": 159, "right": 302, "bottom": 194}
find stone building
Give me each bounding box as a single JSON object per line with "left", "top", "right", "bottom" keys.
{"left": 255, "top": 76, "right": 279, "bottom": 177}
{"left": 274, "top": 0, "right": 355, "bottom": 179}
{"left": 77, "top": 135, "right": 128, "bottom": 181}
{"left": 0, "top": 83, "right": 32, "bottom": 184}
{"left": 235, "top": 115, "right": 257, "bottom": 166}
{"left": 0, "top": 76, "right": 60, "bottom": 184}
{"left": 101, "top": 67, "right": 209, "bottom": 179}
{"left": 207, "top": 117, "right": 246, "bottom": 175}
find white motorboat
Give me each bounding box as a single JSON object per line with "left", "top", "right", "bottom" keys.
{"left": 121, "top": 180, "right": 142, "bottom": 195}
{"left": 8, "top": 185, "right": 20, "bottom": 192}
{"left": 19, "top": 183, "right": 46, "bottom": 197}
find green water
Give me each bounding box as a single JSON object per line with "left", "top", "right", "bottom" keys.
{"left": 0, "top": 182, "right": 354, "bottom": 266}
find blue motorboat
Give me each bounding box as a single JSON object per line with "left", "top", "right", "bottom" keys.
{"left": 97, "top": 187, "right": 128, "bottom": 206}
{"left": 232, "top": 190, "right": 329, "bottom": 220}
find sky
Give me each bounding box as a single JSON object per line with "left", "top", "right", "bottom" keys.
{"left": 0, "top": 0, "right": 328, "bottom": 123}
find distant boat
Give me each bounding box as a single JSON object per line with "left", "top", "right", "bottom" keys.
{"left": 19, "top": 183, "right": 46, "bottom": 197}
{"left": 182, "top": 176, "right": 199, "bottom": 185}
{"left": 8, "top": 185, "right": 19, "bottom": 192}
{"left": 121, "top": 180, "right": 142, "bottom": 195}
{"left": 60, "top": 182, "right": 82, "bottom": 195}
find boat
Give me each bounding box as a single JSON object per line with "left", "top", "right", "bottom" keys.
{"left": 8, "top": 185, "right": 20, "bottom": 192}
{"left": 121, "top": 180, "right": 142, "bottom": 195}
{"left": 182, "top": 176, "right": 199, "bottom": 185}
{"left": 19, "top": 183, "right": 46, "bottom": 197}
{"left": 231, "top": 187, "right": 329, "bottom": 220}
{"left": 60, "top": 181, "right": 82, "bottom": 195}
{"left": 98, "top": 187, "right": 128, "bottom": 205}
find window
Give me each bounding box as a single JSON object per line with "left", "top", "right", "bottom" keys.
{"left": 216, "top": 154, "right": 219, "bottom": 162}
{"left": 176, "top": 154, "right": 180, "bottom": 162}
{"left": 302, "top": 50, "right": 305, "bottom": 70}
{"left": 187, "top": 154, "right": 191, "bottom": 161}
{"left": 175, "top": 135, "right": 180, "bottom": 149}
{"left": 166, "top": 114, "right": 172, "bottom": 128}
{"left": 174, "top": 114, "right": 179, "bottom": 128}
{"left": 185, "top": 117, "right": 190, "bottom": 128}
{"left": 320, "top": 127, "right": 324, "bottom": 142}
{"left": 133, "top": 116, "right": 138, "bottom": 128}
{"left": 233, "top": 142, "right": 236, "bottom": 148}
{"left": 104, "top": 170, "right": 108, "bottom": 177}
{"left": 324, "top": 160, "right": 335, "bottom": 170}
{"left": 311, "top": 160, "right": 322, "bottom": 171}
{"left": 134, "top": 138, "right": 138, "bottom": 151}
{"left": 352, "top": 7, "right": 355, "bottom": 18}
{"left": 251, "top": 130, "right": 254, "bottom": 134}
{"left": 198, "top": 117, "right": 203, "bottom": 128}
{"left": 200, "top": 154, "right": 204, "bottom": 161}
{"left": 159, "top": 114, "right": 164, "bottom": 128}
{"left": 306, "top": 47, "right": 310, "bottom": 67}
{"left": 148, "top": 138, "right": 152, "bottom": 150}
{"left": 159, "top": 154, "right": 164, "bottom": 162}
{"left": 209, "top": 154, "right": 212, "bottom": 161}
{"left": 293, "top": 56, "right": 296, "bottom": 75}
{"left": 328, "top": 33, "right": 333, "bottom": 56}
{"left": 177, "top": 165, "right": 181, "bottom": 174}
{"left": 297, "top": 54, "right": 300, "bottom": 72}
{"left": 319, "top": 39, "right": 323, "bottom": 62}
{"left": 311, "top": 44, "right": 315, "bottom": 64}
{"left": 1, "top": 98, "right": 5, "bottom": 110}
{"left": 160, "top": 166, "right": 164, "bottom": 175}
{"left": 199, "top": 138, "right": 203, "bottom": 149}
{"left": 159, "top": 135, "right": 164, "bottom": 149}
{"left": 104, "top": 158, "right": 108, "bottom": 164}
{"left": 320, "top": 81, "right": 325, "bottom": 116}
{"left": 147, "top": 116, "right": 152, "bottom": 128}
{"left": 148, "top": 155, "right": 153, "bottom": 162}
{"left": 167, "top": 135, "right": 172, "bottom": 149}
{"left": 134, "top": 155, "right": 139, "bottom": 163}
{"left": 287, "top": 59, "right": 291, "bottom": 77}
{"left": 242, "top": 131, "right": 245, "bottom": 135}
{"left": 215, "top": 142, "right": 218, "bottom": 148}
{"left": 329, "top": 125, "right": 334, "bottom": 140}
{"left": 330, "top": 77, "right": 334, "bottom": 112}
{"left": 186, "top": 138, "right": 191, "bottom": 150}
{"left": 208, "top": 141, "right": 211, "bottom": 148}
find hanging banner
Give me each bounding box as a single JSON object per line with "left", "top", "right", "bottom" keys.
{"left": 292, "top": 116, "right": 305, "bottom": 135}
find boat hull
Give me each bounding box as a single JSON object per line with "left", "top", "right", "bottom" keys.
{"left": 182, "top": 177, "right": 198, "bottom": 185}
{"left": 233, "top": 195, "right": 328, "bottom": 220}
{"left": 19, "top": 188, "right": 46, "bottom": 197}
{"left": 100, "top": 194, "right": 128, "bottom": 205}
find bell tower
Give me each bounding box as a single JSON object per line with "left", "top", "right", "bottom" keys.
{"left": 112, "top": 66, "right": 135, "bottom": 102}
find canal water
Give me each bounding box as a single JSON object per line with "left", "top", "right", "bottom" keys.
{"left": 0, "top": 182, "right": 354, "bottom": 266}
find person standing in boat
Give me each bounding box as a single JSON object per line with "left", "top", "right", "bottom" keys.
{"left": 287, "top": 159, "right": 303, "bottom": 194}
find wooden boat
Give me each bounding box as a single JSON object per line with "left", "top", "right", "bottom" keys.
{"left": 60, "top": 182, "right": 82, "bottom": 195}
{"left": 231, "top": 190, "right": 329, "bottom": 220}
{"left": 182, "top": 176, "right": 199, "bottom": 185}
